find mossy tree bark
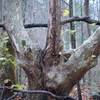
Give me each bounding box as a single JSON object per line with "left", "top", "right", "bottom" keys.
{"left": 0, "top": 33, "right": 15, "bottom": 84}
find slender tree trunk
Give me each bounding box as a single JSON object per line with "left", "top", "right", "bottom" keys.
{"left": 69, "top": 0, "right": 76, "bottom": 49}
{"left": 84, "top": 0, "right": 92, "bottom": 86}
{"left": 83, "top": 0, "right": 90, "bottom": 39}
{"left": 69, "top": 1, "right": 82, "bottom": 100}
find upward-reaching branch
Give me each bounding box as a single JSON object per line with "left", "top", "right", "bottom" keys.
{"left": 61, "top": 28, "right": 100, "bottom": 93}
{"left": 3, "top": 0, "right": 33, "bottom": 52}
{"left": 45, "top": 27, "right": 100, "bottom": 95}
{"left": 3, "top": 0, "right": 41, "bottom": 57}
{"left": 3, "top": 0, "right": 43, "bottom": 92}
{"left": 44, "top": 0, "right": 62, "bottom": 66}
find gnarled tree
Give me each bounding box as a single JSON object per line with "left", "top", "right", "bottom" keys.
{"left": 2, "top": 0, "right": 100, "bottom": 99}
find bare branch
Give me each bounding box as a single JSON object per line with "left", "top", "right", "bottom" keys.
{"left": 84, "top": 18, "right": 100, "bottom": 25}
{"left": 0, "top": 23, "right": 4, "bottom": 28}
{"left": 62, "top": 16, "right": 100, "bottom": 25}
{"left": 24, "top": 23, "right": 48, "bottom": 28}
{"left": 0, "top": 16, "right": 100, "bottom": 29}
{"left": 0, "top": 87, "right": 75, "bottom": 100}
{"left": 67, "top": 27, "right": 100, "bottom": 68}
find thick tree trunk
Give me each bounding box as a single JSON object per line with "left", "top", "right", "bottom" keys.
{"left": 2, "top": 0, "right": 100, "bottom": 100}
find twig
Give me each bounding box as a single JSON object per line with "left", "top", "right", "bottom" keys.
{"left": 24, "top": 23, "right": 47, "bottom": 28}
{"left": 61, "top": 16, "right": 89, "bottom": 25}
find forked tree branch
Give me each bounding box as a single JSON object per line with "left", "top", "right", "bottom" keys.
{"left": 45, "top": 27, "right": 100, "bottom": 94}
{"left": 3, "top": 0, "right": 45, "bottom": 91}
{"left": 61, "top": 27, "right": 100, "bottom": 93}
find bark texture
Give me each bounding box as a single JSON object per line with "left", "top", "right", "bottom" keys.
{"left": 44, "top": 0, "right": 62, "bottom": 66}
{"left": 2, "top": 0, "right": 100, "bottom": 100}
